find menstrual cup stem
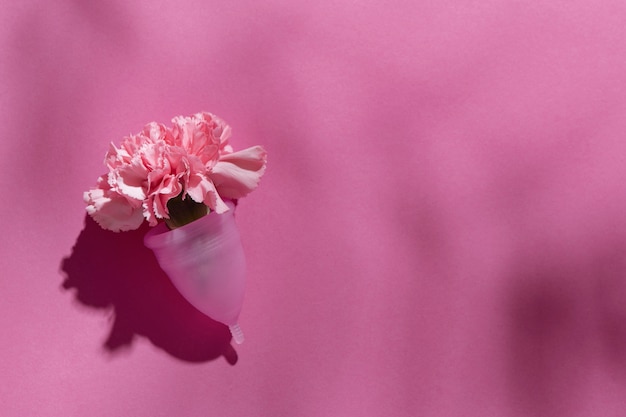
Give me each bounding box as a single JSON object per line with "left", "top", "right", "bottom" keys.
{"left": 229, "top": 324, "right": 245, "bottom": 344}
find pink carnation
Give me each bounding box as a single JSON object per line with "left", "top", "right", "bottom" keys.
{"left": 85, "top": 112, "right": 267, "bottom": 232}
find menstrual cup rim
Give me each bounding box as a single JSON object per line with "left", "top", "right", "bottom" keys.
{"left": 144, "top": 199, "right": 237, "bottom": 249}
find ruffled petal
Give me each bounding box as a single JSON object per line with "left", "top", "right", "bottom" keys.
{"left": 185, "top": 173, "right": 229, "bottom": 213}
{"left": 84, "top": 177, "right": 144, "bottom": 232}
{"left": 210, "top": 146, "right": 267, "bottom": 199}
{"left": 113, "top": 158, "right": 148, "bottom": 200}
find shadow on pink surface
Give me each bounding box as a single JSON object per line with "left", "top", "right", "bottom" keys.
{"left": 61, "top": 215, "right": 238, "bottom": 364}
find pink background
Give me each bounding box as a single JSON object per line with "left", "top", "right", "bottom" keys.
{"left": 2, "top": 1, "right": 626, "bottom": 416}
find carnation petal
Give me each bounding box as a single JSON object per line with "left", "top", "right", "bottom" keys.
{"left": 84, "top": 186, "right": 144, "bottom": 232}
{"left": 210, "top": 146, "right": 267, "bottom": 199}
{"left": 115, "top": 158, "right": 148, "bottom": 200}
{"left": 185, "top": 174, "right": 229, "bottom": 213}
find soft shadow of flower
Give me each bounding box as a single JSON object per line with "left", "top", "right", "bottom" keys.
{"left": 60, "top": 215, "right": 238, "bottom": 365}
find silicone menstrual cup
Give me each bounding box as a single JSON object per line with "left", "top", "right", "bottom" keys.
{"left": 144, "top": 200, "right": 246, "bottom": 344}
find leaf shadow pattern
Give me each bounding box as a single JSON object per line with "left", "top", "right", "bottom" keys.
{"left": 507, "top": 271, "right": 585, "bottom": 416}
{"left": 506, "top": 241, "right": 626, "bottom": 416}
{"left": 61, "top": 215, "right": 238, "bottom": 365}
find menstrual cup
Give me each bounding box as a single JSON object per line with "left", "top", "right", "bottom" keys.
{"left": 144, "top": 200, "right": 246, "bottom": 344}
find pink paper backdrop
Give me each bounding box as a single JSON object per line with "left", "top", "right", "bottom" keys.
{"left": 2, "top": 1, "right": 626, "bottom": 416}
